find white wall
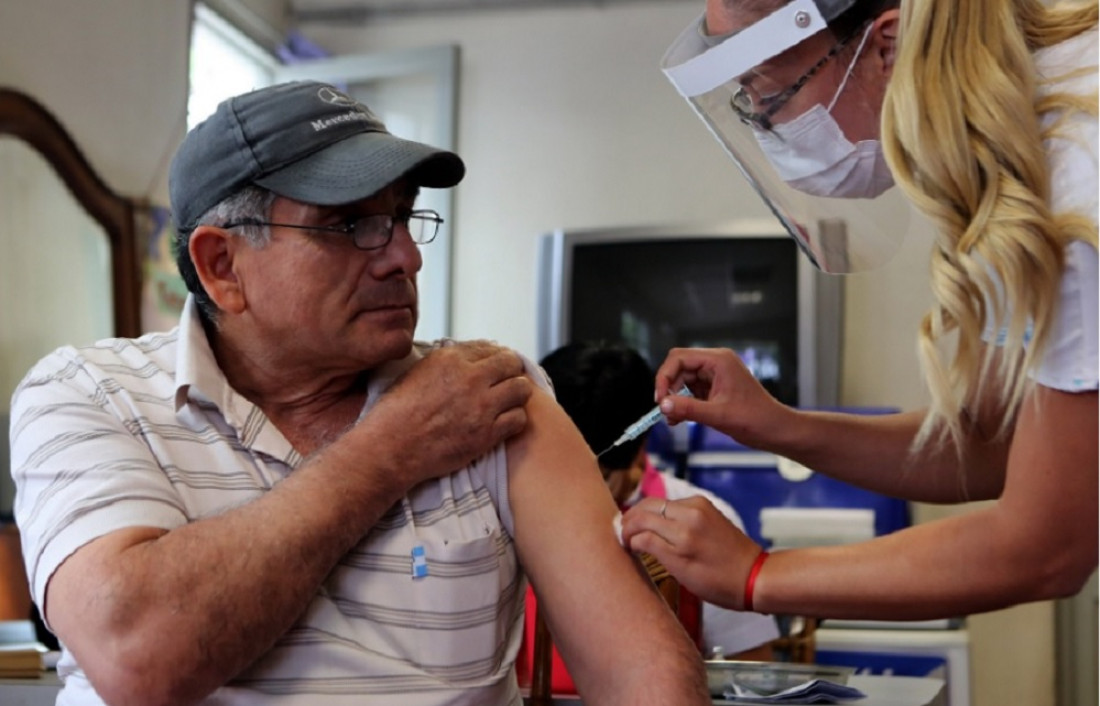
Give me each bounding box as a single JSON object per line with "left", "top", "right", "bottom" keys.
{"left": 0, "top": 0, "right": 191, "bottom": 201}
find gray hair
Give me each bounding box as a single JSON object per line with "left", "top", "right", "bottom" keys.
{"left": 174, "top": 185, "right": 278, "bottom": 325}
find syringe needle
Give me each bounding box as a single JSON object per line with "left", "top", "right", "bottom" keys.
{"left": 595, "top": 384, "right": 692, "bottom": 459}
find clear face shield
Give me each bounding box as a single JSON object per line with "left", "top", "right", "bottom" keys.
{"left": 662, "top": 0, "right": 911, "bottom": 272}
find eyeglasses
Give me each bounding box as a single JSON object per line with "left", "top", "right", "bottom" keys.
{"left": 730, "top": 25, "right": 865, "bottom": 132}
{"left": 222, "top": 209, "right": 444, "bottom": 251}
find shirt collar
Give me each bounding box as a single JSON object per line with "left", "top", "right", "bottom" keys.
{"left": 173, "top": 294, "right": 225, "bottom": 413}
{"left": 172, "top": 293, "right": 431, "bottom": 440}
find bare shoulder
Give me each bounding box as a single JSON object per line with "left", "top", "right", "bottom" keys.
{"left": 505, "top": 385, "right": 602, "bottom": 492}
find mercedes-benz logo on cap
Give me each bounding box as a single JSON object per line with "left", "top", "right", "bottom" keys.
{"left": 317, "top": 86, "right": 357, "bottom": 106}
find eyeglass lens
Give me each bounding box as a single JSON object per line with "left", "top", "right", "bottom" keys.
{"left": 731, "top": 87, "right": 774, "bottom": 131}
{"left": 354, "top": 212, "right": 441, "bottom": 249}
{"left": 729, "top": 22, "right": 868, "bottom": 132}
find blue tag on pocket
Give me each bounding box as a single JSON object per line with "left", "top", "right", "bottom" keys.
{"left": 411, "top": 544, "right": 429, "bottom": 579}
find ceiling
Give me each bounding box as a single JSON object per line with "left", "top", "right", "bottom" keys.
{"left": 289, "top": 0, "right": 694, "bottom": 24}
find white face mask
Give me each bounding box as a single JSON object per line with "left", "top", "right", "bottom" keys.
{"left": 752, "top": 26, "right": 895, "bottom": 200}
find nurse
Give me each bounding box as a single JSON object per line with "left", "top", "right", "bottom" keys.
{"left": 620, "top": 0, "right": 1098, "bottom": 619}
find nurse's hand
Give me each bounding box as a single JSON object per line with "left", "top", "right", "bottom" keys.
{"left": 654, "top": 347, "right": 791, "bottom": 451}
{"left": 620, "top": 495, "right": 763, "bottom": 611}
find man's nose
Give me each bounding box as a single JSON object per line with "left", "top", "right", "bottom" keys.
{"left": 372, "top": 223, "right": 423, "bottom": 276}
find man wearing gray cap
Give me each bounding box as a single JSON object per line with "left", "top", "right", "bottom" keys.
{"left": 10, "top": 81, "right": 708, "bottom": 705}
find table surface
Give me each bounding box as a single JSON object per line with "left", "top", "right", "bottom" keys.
{"left": 3, "top": 672, "right": 944, "bottom": 706}
{"left": 727, "top": 675, "right": 946, "bottom": 706}
{"left": 521, "top": 675, "right": 944, "bottom": 706}
{"left": 0, "top": 671, "right": 61, "bottom": 706}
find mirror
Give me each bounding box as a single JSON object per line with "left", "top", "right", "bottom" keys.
{"left": 0, "top": 88, "right": 140, "bottom": 341}
{"left": 0, "top": 136, "right": 115, "bottom": 404}
{"left": 0, "top": 89, "right": 142, "bottom": 617}
{"left": 0, "top": 88, "right": 142, "bottom": 517}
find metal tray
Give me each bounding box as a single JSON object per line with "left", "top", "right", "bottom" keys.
{"left": 705, "top": 660, "right": 855, "bottom": 698}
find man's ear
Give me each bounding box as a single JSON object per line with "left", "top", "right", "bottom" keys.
{"left": 872, "top": 9, "right": 900, "bottom": 78}
{"left": 189, "top": 226, "right": 246, "bottom": 315}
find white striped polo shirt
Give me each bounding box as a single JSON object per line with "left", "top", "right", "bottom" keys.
{"left": 11, "top": 296, "right": 534, "bottom": 705}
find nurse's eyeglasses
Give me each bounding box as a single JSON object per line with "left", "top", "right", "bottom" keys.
{"left": 730, "top": 23, "right": 867, "bottom": 132}
{"left": 223, "top": 209, "right": 444, "bottom": 251}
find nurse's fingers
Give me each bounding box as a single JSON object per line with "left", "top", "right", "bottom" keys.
{"left": 620, "top": 498, "right": 682, "bottom": 555}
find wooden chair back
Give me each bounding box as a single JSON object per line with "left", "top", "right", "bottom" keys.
{"left": 770, "top": 615, "right": 820, "bottom": 664}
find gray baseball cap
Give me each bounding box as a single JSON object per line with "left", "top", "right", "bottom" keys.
{"left": 169, "top": 80, "right": 465, "bottom": 233}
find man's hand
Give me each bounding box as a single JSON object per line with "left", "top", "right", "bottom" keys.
{"left": 359, "top": 340, "right": 533, "bottom": 486}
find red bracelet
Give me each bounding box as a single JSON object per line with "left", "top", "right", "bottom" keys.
{"left": 743, "top": 550, "right": 770, "bottom": 612}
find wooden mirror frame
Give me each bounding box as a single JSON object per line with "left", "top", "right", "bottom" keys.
{"left": 0, "top": 88, "right": 142, "bottom": 338}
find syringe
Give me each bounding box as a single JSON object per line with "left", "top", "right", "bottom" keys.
{"left": 596, "top": 384, "right": 693, "bottom": 458}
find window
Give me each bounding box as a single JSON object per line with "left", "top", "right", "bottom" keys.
{"left": 188, "top": 2, "right": 277, "bottom": 130}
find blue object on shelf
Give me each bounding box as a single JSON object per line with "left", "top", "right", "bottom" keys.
{"left": 684, "top": 408, "right": 909, "bottom": 546}
{"left": 815, "top": 650, "right": 948, "bottom": 679}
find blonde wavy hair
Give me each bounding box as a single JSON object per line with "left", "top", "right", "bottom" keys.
{"left": 880, "top": 0, "right": 1098, "bottom": 456}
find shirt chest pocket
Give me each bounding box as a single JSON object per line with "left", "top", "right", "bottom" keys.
{"left": 323, "top": 500, "right": 522, "bottom": 684}
{"left": 399, "top": 528, "right": 520, "bottom": 682}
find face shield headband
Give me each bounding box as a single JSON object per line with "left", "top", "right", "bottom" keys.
{"left": 661, "top": 0, "right": 913, "bottom": 273}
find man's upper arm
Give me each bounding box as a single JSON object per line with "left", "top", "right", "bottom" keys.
{"left": 506, "top": 388, "right": 702, "bottom": 700}
{"left": 9, "top": 352, "right": 187, "bottom": 617}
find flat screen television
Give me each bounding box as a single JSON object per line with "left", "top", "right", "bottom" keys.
{"left": 536, "top": 219, "right": 845, "bottom": 409}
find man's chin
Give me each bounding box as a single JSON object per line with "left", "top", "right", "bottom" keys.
{"left": 379, "top": 327, "right": 417, "bottom": 355}
{"left": 352, "top": 308, "right": 417, "bottom": 353}
{"left": 352, "top": 333, "right": 415, "bottom": 372}
{"left": 356, "top": 306, "right": 416, "bottom": 332}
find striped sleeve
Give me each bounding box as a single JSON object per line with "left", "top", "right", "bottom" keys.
{"left": 10, "top": 346, "right": 189, "bottom": 613}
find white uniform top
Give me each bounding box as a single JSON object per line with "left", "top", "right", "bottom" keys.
{"left": 11, "top": 296, "right": 536, "bottom": 705}
{"left": 624, "top": 472, "right": 781, "bottom": 655}
{"left": 984, "top": 29, "right": 1099, "bottom": 391}
{"left": 1033, "top": 29, "right": 1099, "bottom": 390}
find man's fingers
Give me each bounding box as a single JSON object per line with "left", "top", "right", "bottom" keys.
{"left": 446, "top": 342, "right": 527, "bottom": 382}
{"left": 487, "top": 378, "right": 533, "bottom": 443}
{"left": 485, "top": 350, "right": 527, "bottom": 381}
{"left": 448, "top": 339, "right": 510, "bottom": 363}
{"left": 493, "top": 407, "right": 529, "bottom": 443}
{"left": 493, "top": 374, "right": 533, "bottom": 405}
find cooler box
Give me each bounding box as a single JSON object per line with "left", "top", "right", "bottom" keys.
{"left": 814, "top": 650, "right": 947, "bottom": 679}
{"left": 814, "top": 628, "right": 971, "bottom": 706}
{"left": 684, "top": 409, "right": 909, "bottom": 546}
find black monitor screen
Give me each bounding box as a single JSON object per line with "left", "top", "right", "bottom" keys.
{"left": 568, "top": 237, "right": 800, "bottom": 406}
